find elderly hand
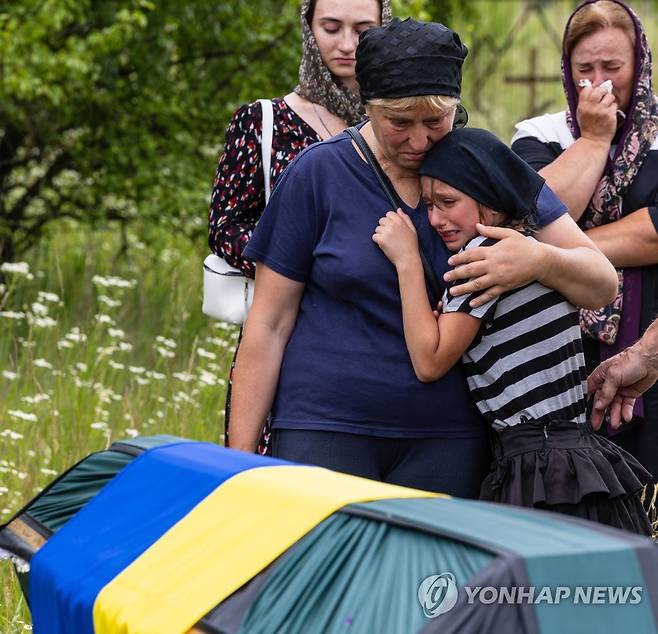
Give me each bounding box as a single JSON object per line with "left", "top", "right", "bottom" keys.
{"left": 372, "top": 209, "right": 420, "bottom": 269}
{"left": 588, "top": 345, "right": 658, "bottom": 430}
{"left": 444, "top": 224, "right": 544, "bottom": 307}
{"left": 576, "top": 84, "right": 618, "bottom": 145}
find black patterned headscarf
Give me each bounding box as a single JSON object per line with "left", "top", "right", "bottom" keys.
{"left": 294, "top": 0, "right": 392, "bottom": 126}
{"left": 562, "top": 0, "right": 658, "bottom": 349}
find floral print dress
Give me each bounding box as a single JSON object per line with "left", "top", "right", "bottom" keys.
{"left": 208, "top": 97, "right": 321, "bottom": 453}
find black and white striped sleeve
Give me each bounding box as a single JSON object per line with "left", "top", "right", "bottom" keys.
{"left": 443, "top": 236, "right": 499, "bottom": 322}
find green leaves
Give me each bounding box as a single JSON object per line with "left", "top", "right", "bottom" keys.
{"left": 0, "top": 0, "right": 474, "bottom": 263}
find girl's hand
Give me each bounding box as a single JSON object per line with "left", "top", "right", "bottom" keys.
{"left": 372, "top": 209, "right": 420, "bottom": 268}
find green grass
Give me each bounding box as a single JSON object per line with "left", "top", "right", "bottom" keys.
{"left": 0, "top": 223, "right": 237, "bottom": 631}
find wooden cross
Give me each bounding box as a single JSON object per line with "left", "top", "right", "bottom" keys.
{"left": 504, "top": 47, "right": 562, "bottom": 117}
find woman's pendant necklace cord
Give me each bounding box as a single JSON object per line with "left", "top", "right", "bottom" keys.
{"left": 312, "top": 103, "right": 334, "bottom": 138}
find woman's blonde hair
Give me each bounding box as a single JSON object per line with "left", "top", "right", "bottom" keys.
{"left": 564, "top": 0, "right": 636, "bottom": 57}
{"left": 366, "top": 95, "right": 459, "bottom": 115}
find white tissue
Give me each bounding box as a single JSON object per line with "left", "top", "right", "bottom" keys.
{"left": 578, "top": 79, "right": 613, "bottom": 93}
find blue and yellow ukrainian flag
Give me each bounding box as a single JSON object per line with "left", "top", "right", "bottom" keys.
{"left": 29, "top": 442, "right": 437, "bottom": 633}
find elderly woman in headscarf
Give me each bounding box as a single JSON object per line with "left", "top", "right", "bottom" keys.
{"left": 208, "top": 0, "right": 391, "bottom": 452}
{"left": 512, "top": 0, "right": 658, "bottom": 497}
{"left": 228, "top": 18, "right": 617, "bottom": 496}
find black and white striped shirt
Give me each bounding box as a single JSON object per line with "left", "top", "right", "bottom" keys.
{"left": 443, "top": 235, "right": 588, "bottom": 431}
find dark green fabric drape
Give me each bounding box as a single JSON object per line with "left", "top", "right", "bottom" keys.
{"left": 239, "top": 509, "right": 493, "bottom": 634}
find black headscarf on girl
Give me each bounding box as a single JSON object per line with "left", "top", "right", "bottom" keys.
{"left": 562, "top": 0, "right": 658, "bottom": 348}
{"left": 294, "top": 0, "right": 393, "bottom": 126}
{"left": 419, "top": 128, "right": 545, "bottom": 225}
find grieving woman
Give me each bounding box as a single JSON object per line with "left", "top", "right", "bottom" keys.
{"left": 229, "top": 18, "right": 617, "bottom": 496}
{"left": 512, "top": 0, "right": 658, "bottom": 491}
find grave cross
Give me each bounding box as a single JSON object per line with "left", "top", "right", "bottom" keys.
{"left": 504, "top": 47, "right": 562, "bottom": 118}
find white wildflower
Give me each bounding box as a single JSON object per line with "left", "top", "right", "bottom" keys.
{"left": 117, "top": 341, "right": 133, "bottom": 352}
{"left": 0, "top": 262, "right": 30, "bottom": 275}
{"left": 0, "top": 283, "right": 5, "bottom": 295}
{"left": 204, "top": 336, "right": 225, "bottom": 347}
{"left": 38, "top": 291, "right": 60, "bottom": 303}
{"left": 198, "top": 370, "right": 217, "bottom": 386}
{"left": 33, "top": 358, "right": 53, "bottom": 369}
{"left": 97, "top": 295, "right": 122, "bottom": 308}
{"left": 173, "top": 391, "right": 195, "bottom": 404}
{"left": 97, "top": 345, "right": 118, "bottom": 357}
{"left": 128, "top": 366, "right": 145, "bottom": 374}
{"left": 146, "top": 370, "right": 166, "bottom": 380}
{"left": 108, "top": 328, "right": 125, "bottom": 338}
{"left": 95, "top": 313, "right": 115, "bottom": 325}
{"left": 75, "top": 362, "right": 88, "bottom": 373}
{"left": 8, "top": 409, "right": 37, "bottom": 422}
{"left": 90, "top": 422, "right": 109, "bottom": 430}
{"left": 2, "top": 370, "right": 18, "bottom": 380}
{"left": 0, "top": 430, "right": 23, "bottom": 441}
{"left": 156, "top": 410, "right": 165, "bottom": 419}
{"left": 92, "top": 275, "right": 136, "bottom": 289}
{"left": 65, "top": 327, "right": 87, "bottom": 343}
{"left": 123, "top": 428, "right": 139, "bottom": 438}
{"left": 30, "top": 302, "right": 49, "bottom": 316}
{"left": 155, "top": 335, "right": 177, "bottom": 349}
{"left": 40, "top": 468, "right": 58, "bottom": 476}
{"left": 155, "top": 346, "right": 175, "bottom": 358}
{"left": 172, "top": 371, "right": 194, "bottom": 382}
{"left": 30, "top": 316, "right": 57, "bottom": 328}
{"left": 212, "top": 320, "right": 232, "bottom": 331}
{"left": 0, "top": 487, "right": 7, "bottom": 495}
{"left": 57, "top": 339, "right": 74, "bottom": 349}
{"left": 0, "top": 311, "right": 26, "bottom": 320}
{"left": 135, "top": 376, "right": 150, "bottom": 385}
{"left": 196, "top": 347, "right": 216, "bottom": 360}
{"left": 22, "top": 393, "right": 50, "bottom": 405}
{"left": 108, "top": 360, "right": 125, "bottom": 370}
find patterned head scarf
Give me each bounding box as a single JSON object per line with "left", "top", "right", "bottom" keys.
{"left": 294, "top": 0, "right": 393, "bottom": 126}
{"left": 356, "top": 18, "right": 468, "bottom": 103}
{"left": 562, "top": 0, "right": 658, "bottom": 347}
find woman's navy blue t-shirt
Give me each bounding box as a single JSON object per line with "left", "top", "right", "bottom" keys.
{"left": 245, "top": 131, "right": 566, "bottom": 438}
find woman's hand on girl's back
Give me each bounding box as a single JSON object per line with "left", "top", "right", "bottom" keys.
{"left": 444, "top": 224, "right": 541, "bottom": 307}
{"left": 373, "top": 209, "right": 421, "bottom": 270}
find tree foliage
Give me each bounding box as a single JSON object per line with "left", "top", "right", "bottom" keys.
{"left": 0, "top": 0, "right": 471, "bottom": 262}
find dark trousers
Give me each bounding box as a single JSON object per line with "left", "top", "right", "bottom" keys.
{"left": 272, "top": 428, "right": 490, "bottom": 498}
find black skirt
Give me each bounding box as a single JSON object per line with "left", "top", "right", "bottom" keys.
{"left": 480, "top": 419, "right": 653, "bottom": 536}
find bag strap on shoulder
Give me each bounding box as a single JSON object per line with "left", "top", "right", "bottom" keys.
{"left": 258, "top": 98, "right": 274, "bottom": 204}
{"left": 346, "top": 126, "right": 442, "bottom": 303}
